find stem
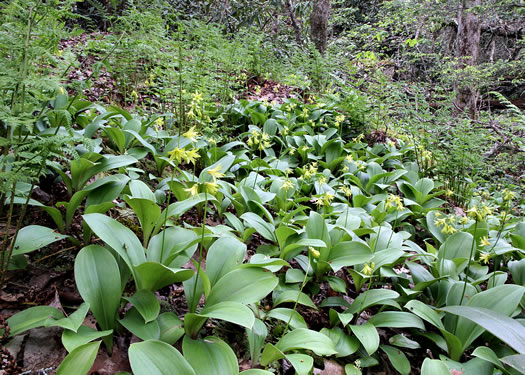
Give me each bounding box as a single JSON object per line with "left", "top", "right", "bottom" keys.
{"left": 454, "top": 219, "right": 478, "bottom": 334}
{"left": 281, "top": 253, "right": 311, "bottom": 338}
{"left": 191, "top": 191, "right": 208, "bottom": 313}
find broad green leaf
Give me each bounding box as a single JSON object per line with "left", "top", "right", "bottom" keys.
{"left": 389, "top": 334, "right": 421, "bottom": 349}
{"left": 241, "top": 212, "right": 276, "bottom": 242}
{"left": 206, "top": 268, "right": 278, "bottom": 306}
{"left": 321, "top": 327, "right": 360, "bottom": 357}
{"left": 183, "top": 336, "right": 239, "bottom": 375}
{"left": 119, "top": 308, "right": 160, "bottom": 341}
{"left": 274, "top": 290, "right": 316, "bottom": 309}
{"left": 135, "top": 262, "right": 194, "bottom": 291}
{"left": 199, "top": 301, "right": 255, "bottom": 329}
{"left": 157, "top": 312, "right": 184, "bottom": 345}
{"left": 368, "top": 311, "right": 425, "bottom": 330}
{"left": 405, "top": 300, "right": 445, "bottom": 330}
{"left": 75, "top": 245, "right": 121, "bottom": 332}
{"left": 62, "top": 325, "right": 113, "bottom": 353}
{"left": 129, "top": 179, "right": 156, "bottom": 201}
{"left": 305, "top": 211, "right": 330, "bottom": 249}
{"left": 280, "top": 238, "right": 327, "bottom": 260}
{"left": 12, "top": 226, "right": 68, "bottom": 256}
{"left": 439, "top": 232, "right": 474, "bottom": 261}
{"left": 7, "top": 306, "right": 64, "bottom": 336}
{"left": 327, "top": 241, "right": 373, "bottom": 272}
{"left": 45, "top": 302, "right": 90, "bottom": 332}
{"left": 344, "top": 364, "right": 362, "bottom": 375}
{"left": 441, "top": 306, "right": 525, "bottom": 354}
{"left": 83, "top": 213, "right": 145, "bottom": 271}
{"left": 240, "top": 371, "right": 274, "bottom": 375}
{"left": 266, "top": 308, "right": 308, "bottom": 329}
{"left": 500, "top": 354, "right": 525, "bottom": 374}
{"left": 247, "top": 319, "right": 267, "bottom": 364}
{"left": 285, "top": 353, "right": 313, "bottom": 375}
{"left": 471, "top": 346, "right": 503, "bottom": 369}
{"left": 123, "top": 289, "right": 160, "bottom": 323}
{"left": 349, "top": 323, "right": 379, "bottom": 355}
{"left": 455, "top": 284, "right": 525, "bottom": 352}
{"left": 276, "top": 328, "right": 337, "bottom": 356}
{"left": 421, "top": 358, "right": 450, "bottom": 375}
{"left": 206, "top": 237, "right": 246, "bottom": 286}
{"left": 56, "top": 341, "right": 101, "bottom": 375}
{"left": 348, "top": 289, "right": 399, "bottom": 314}
{"left": 440, "top": 356, "right": 494, "bottom": 375}
{"left": 124, "top": 197, "right": 161, "bottom": 246}
{"left": 129, "top": 340, "right": 196, "bottom": 375}
{"left": 260, "top": 343, "right": 285, "bottom": 366}
{"left": 381, "top": 345, "right": 410, "bottom": 375}
{"left": 147, "top": 227, "right": 198, "bottom": 265}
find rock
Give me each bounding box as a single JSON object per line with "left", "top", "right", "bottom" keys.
{"left": 22, "top": 327, "right": 66, "bottom": 373}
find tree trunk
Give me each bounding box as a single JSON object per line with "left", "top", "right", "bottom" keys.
{"left": 454, "top": 0, "right": 482, "bottom": 117}
{"left": 285, "top": 0, "right": 303, "bottom": 46}
{"left": 310, "top": 0, "right": 331, "bottom": 54}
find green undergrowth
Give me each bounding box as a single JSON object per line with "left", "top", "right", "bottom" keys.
{"left": 2, "top": 91, "right": 525, "bottom": 375}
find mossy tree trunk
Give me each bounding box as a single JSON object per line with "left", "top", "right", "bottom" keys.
{"left": 310, "top": 0, "right": 331, "bottom": 54}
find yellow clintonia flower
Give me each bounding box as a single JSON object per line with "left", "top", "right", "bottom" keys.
{"left": 460, "top": 216, "right": 470, "bottom": 225}
{"left": 441, "top": 224, "right": 457, "bottom": 235}
{"left": 205, "top": 181, "right": 219, "bottom": 195}
{"left": 282, "top": 179, "right": 294, "bottom": 191}
{"left": 59, "top": 87, "right": 66, "bottom": 95}
{"left": 362, "top": 262, "right": 375, "bottom": 276}
{"left": 309, "top": 246, "right": 320, "bottom": 259}
{"left": 301, "top": 145, "right": 309, "bottom": 152}
{"left": 336, "top": 114, "right": 345, "bottom": 123}
{"left": 479, "top": 236, "right": 491, "bottom": 247}
{"left": 207, "top": 164, "right": 225, "bottom": 181}
{"left": 434, "top": 217, "right": 447, "bottom": 227}
{"left": 284, "top": 168, "right": 293, "bottom": 175}
{"left": 323, "top": 192, "right": 335, "bottom": 206}
{"left": 385, "top": 194, "right": 404, "bottom": 211}
{"left": 339, "top": 185, "right": 352, "bottom": 197}
{"left": 168, "top": 147, "right": 185, "bottom": 163}
{"left": 183, "top": 126, "right": 199, "bottom": 142}
{"left": 131, "top": 90, "right": 138, "bottom": 99}
{"left": 183, "top": 148, "right": 200, "bottom": 165}
{"left": 345, "top": 154, "right": 353, "bottom": 162}
{"left": 479, "top": 252, "right": 490, "bottom": 265}
{"left": 154, "top": 117, "right": 164, "bottom": 131}
{"left": 318, "top": 176, "right": 327, "bottom": 186}
{"left": 185, "top": 184, "right": 199, "bottom": 197}
{"left": 191, "top": 91, "right": 203, "bottom": 103}
{"left": 503, "top": 189, "right": 516, "bottom": 201}
{"left": 445, "top": 189, "right": 454, "bottom": 197}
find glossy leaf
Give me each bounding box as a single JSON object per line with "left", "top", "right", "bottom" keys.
{"left": 56, "top": 341, "right": 101, "bottom": 375}
{"left": 75, "top": 245, "right": 121, "bottom": 332}
{"left": 12, "top": 226, "right": 68, "bottom": 256}
{"left": 206, "top": 268, "right": 278, "bottom": 306}
{"left": 129, "top": 340, "right": 196, "bottom": 375}
{"left": 276, "top": 328, "right": 337, "bottom": 356}
{"left": 183, "top": 336, "right": 239, "bottom": 375}
{"left": 7, "top": 306, "right": 64, "bottom": 336}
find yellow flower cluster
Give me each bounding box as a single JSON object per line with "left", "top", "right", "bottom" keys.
{"left": 417, "top": 145, "right": 436, "bottom": 169}
{"left": 183, "top": 126, "right": 199, "bottom": 142}
{"left": 154, "top": 117, "right": 164, "bottom": 132}
{"left": 385, "top": 194, "right": 404, "bottom": 211}
{"left": 247, "top": 130, "right": 272, "bottom": 151}
{"left": 362, "top": 262, "right": 375, "bottom": 276}
{"left": 468, "top": 203, "right": 492, "bottom": 221}
{"left": 302, "top": 162, "right": 318, "bottom": 179}
{"left": 479, "top": 252, "right": 491, "bottom": 264}
{"left": 339, "top": 185, "right": 352, "bottom": 198}
{"left": 334, "top": 114, "right": 345, "bottom": 128}
{"left": 282, "top": 179, "right": 294, "bottom": 191}
{"left": 168, "top": 147, "right": 200, "bottom": 165}
{"left": 502, "top": 189, "right": 516, "bottom": 201}
{"left": 352, "top": 134, "right": 365, "bottom": 143}
{"left": 479, "top": 236, "right": 491, "bottom": 247}
{"left": 315, "top": 192, "right": 335, "bottom": 208}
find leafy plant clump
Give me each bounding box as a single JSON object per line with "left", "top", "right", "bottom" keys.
{"left": 2, "top": 90, "right": 524, "bottom": 374}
